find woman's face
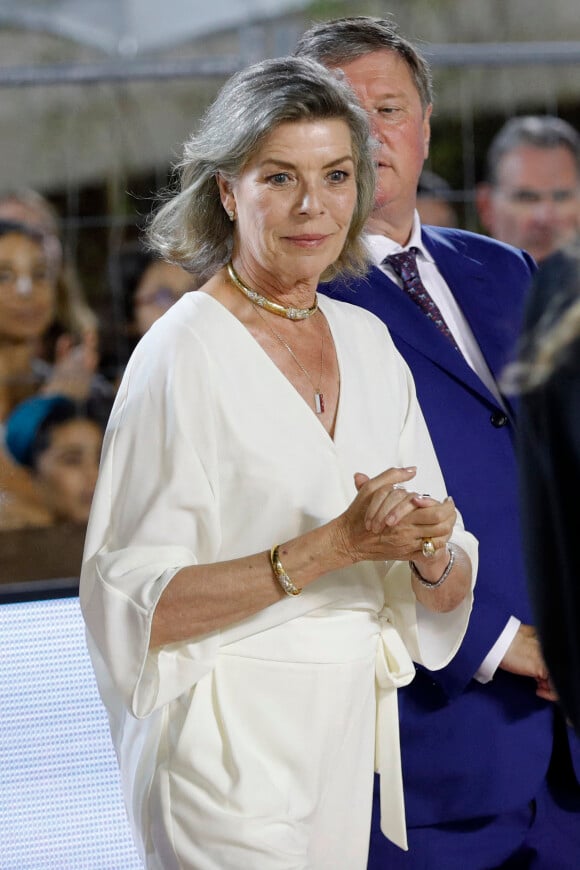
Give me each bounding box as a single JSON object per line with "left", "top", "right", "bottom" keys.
{"left": 35, "top": 418, "right": 102, "bottom": 524}
{"left": 133, "top": 260, "right": 196, "bottom": 336}
{"left": 222, "top": 118, "right": 358, "bottom": 287}
{"left": 0, "top": 232, "right": 55, "bottom": 341}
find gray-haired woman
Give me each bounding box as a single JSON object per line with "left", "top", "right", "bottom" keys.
{"left": 80, "top": 56, "right": 477, "bottom": 869}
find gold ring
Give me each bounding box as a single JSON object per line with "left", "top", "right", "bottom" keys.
{"left": 421, "top": 538, "right": 436, "bottom": 558}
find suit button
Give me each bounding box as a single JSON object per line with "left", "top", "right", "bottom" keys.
{"left": 490, "top": 410, "right": 508, "bottom": 428}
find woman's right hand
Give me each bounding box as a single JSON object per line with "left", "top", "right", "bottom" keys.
{"left": 332, "top": 466, "right": 455, "bottom": 565}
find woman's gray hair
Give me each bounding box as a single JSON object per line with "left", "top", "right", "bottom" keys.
{"left": 147, "top": 56, "right": 376, "bottom": 282}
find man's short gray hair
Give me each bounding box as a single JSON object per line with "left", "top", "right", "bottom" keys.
{"left": 486, "top": 115, "right": 580, "bottom": 185}
{"left": 293, "top": 15, "right": 433, "bottom": 113}
{"left": 147, "top": 56, "right": 376, "bottom": 282}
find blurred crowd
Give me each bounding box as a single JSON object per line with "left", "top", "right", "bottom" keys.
{"left": 1, "top": 110, "right": 579, "bottom": 550}
{"left": 0, "top": 191, "right": 199, "bottom": 534}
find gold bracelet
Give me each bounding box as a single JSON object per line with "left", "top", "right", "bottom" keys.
{"left": 270, "top": 544, "right": 302, "bottom": 596}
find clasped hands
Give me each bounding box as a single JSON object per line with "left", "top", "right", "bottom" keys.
{"left": 336, "top": 466, "right": 456, "bottom": 574}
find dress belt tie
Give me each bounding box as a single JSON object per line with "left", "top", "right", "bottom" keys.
{"left": 375, "top": 618, "right": 416, "bottom": 851}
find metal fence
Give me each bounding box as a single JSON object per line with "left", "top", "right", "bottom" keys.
{"left": 0, "top": 37, "right": 579, "bottom": 313}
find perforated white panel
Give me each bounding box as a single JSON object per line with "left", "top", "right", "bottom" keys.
{"left": 0, "top": 597, "right": 143, "bottom": 869}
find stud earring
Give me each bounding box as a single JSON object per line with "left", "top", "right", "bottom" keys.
{"left": 227, "top": 209, "right": 235, "bottom": 221}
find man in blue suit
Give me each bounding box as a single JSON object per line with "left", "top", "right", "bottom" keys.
{"left": 295, "top": 16, "right": 580, "bottom": 869}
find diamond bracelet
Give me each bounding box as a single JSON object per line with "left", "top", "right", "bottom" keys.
{"left": 409, "top": 543, "right": 456, "bottom": 589}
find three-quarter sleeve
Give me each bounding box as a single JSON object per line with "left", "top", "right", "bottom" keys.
{"left": 380, "top": 350, "right": 478, "bottom": 671}
{"left": 80, "top": 321, "right": 224, "bottom": 717}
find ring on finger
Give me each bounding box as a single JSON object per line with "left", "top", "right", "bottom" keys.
{"left": 421, "top": 537, "right": 436, "bottom": 558}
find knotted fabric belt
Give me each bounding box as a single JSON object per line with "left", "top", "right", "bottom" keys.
{"left": 375, "top": 619, "right": 416, "bottom": 851}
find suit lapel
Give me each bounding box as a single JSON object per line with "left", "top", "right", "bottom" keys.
{"left": 422, "top": 228, "right": 517, "bottom": 385}
{"left": 334, "top": 264, "right": 498, "bottom": 408}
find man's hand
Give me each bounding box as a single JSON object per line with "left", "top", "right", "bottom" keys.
{"left": 500, "top": 623, "right": 558, "bottom": 702}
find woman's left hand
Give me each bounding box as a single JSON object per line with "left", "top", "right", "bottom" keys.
{"left": 353, "top": 471, "right": 456, "bottom": 564}
{"left": 352, "top": 471, "right": 471, "bottom": 613}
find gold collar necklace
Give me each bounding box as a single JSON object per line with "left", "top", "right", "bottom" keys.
{"left": 227, "top": 261, "right": 318, "bottom": 321}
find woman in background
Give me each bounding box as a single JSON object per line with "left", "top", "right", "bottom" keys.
{"left": 102, "top": 239, "right": 199, "bottom": 385}
{"left": 0, "top": 188, "right": 98, "bottom": 358}
{"left": 0, "top": 219, "right": 110, "bottom": 527}
{"left": 0, "top": 217, "right": 112, "bottom": 419}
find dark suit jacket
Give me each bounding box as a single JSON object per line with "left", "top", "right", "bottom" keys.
{"left": 322, "top": 225, "right": 580, "bottom": 825}
{"left": 517, "top": 247, "right": 580, "bottom": 733}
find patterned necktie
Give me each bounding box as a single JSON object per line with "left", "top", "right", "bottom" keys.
{"left": 384, "top": 247, "right": 458, "bottom": 350}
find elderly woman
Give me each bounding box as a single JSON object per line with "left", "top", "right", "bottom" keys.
{"left": 80, "top": 57, "right": 478, "bottom": 869}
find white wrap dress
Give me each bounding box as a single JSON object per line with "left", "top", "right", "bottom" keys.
{"left": 80, "top": 291, "right": 477, "bottom": 869}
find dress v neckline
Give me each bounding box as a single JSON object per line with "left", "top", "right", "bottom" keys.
{"left": 197, "top": 291, "right": 344, "bottom": 445}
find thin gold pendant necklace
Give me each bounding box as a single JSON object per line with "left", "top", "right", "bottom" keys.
{"left": 251, "top": 301, "right": 326, "bottom": 414}
{"left": 227, "top": 261, "right": 318, "bottom": 321}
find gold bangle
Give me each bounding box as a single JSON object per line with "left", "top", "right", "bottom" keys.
{"left": 270, "top": 544, "right": 302, "bottom": 596}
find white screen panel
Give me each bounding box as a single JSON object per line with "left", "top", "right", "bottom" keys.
{"left": 0, "top": 596, "right": 143, "bottom": 869}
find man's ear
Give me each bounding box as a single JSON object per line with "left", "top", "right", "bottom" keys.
{"left": 422, "top": 104, "right": 432, "bottom": 159}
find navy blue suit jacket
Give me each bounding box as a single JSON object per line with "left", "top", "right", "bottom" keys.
{"left": 322, "top": 225, "right": 580, "bottom": 825}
